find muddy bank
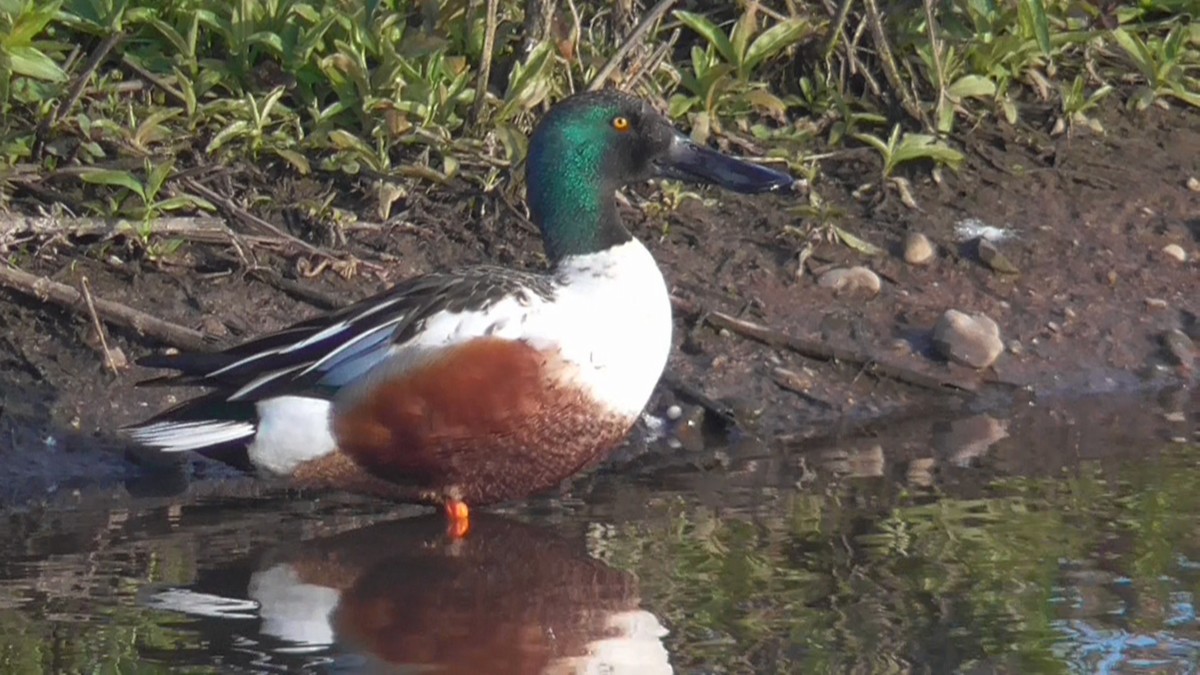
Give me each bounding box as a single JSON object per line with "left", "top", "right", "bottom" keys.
{"left": 0, "top": 101, "right": 1195, "bottom": 503}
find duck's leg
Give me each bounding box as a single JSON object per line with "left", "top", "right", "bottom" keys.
{"left": 443, "top": 499, "right": 470, "bottom": 538}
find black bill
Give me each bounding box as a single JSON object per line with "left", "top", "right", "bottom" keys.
{"left": 654, "top": 134, "right": 793, "bottom": 194}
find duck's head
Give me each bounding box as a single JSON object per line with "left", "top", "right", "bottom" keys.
{"left": 526, "top": 90, "right": 792, "bottom": 262}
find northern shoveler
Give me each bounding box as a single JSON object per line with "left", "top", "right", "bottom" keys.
{"left": 125, "top": 90, "right": 791, "bottom": 534}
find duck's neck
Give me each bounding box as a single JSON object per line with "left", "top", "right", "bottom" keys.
{"left": 526, "top": 158, "right": 632, "bottom": 265}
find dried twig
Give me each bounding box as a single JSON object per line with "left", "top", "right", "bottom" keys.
{"left": 588, "top": 0, "right": 678, "bottom": 91}
{"left": 861, "top": 0, "right": 924, "bottom": 123}
{"left": 671, "top": 296, "right": 977, "bottom": 393}
{"left": 79, "top": 276, "right": 123, "bottom": 372}
{"left": 36, "top": 32, "right": 124, "bottom": 154}
{"left": 249, "top": 268, "right": 350, "bottom": 311}
{"left": 471, "top": 0, "right": 499, "bottom": 125}
{"left": 181, "top": 179, "right": 345, "bottom": 261}
{"left": 0, "top": 214, "right": 228, "bottom": 240}
{"left": 0, "top": 263, "right": 214, "bottom": 352}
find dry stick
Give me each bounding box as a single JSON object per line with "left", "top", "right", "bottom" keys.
{"left": 0, "top": 263, "right": 213, "bottom": 353}
{"left": 249, "top": 268, "right": 350, "bottom": 311}
{"left": 587, "top": 0, "right": 678, "bottom": 91}
{"left": 0, "top": 214, "right": 228, "bottom": 239}
{"left": 79, "top": 276, "right": 121, "bottom": 373}
{"left": 182, "top": 179, "right": 348, "bottom": 263}
{"left": 923, "top": 0, "right": 948, "bottom": 128}
{"left": 120, "top": 53, "right": 188, "bottom": 106}
{"left": 823, "top": 0, "right": 855, "bottom": 61}
{"left": 35, "top": 32, "right": 124, "bottom": 152}
{"left": 861, "top": 0, "right": 925, "bottom": 123}
{"left": 471, "top": 0, "right": 499, "bottom": 125}
{"left": 670, "top": 297, "right": 977, "bottom": 393}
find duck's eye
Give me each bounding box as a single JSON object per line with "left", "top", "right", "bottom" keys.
{"left": 611, "top": 116, "right": 631, "bottom": 132}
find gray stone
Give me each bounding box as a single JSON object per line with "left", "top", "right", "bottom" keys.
{"left": 903, "top": 232, "right": 935, "bottom": 265}
{"left": 1162, "top": 329, "right": 1195, "bottom": 370}
{"left": 933, "top": 309, "right": 1004, "bottom": 369}
{"left": 978, "top": 239, "right": 1019, "bottom": 274}
{"left": 1162, "top": 244, "right": 1187, "bottom": 262}
{"left": 817, "top": 266, "right": 881, "bottom": 295}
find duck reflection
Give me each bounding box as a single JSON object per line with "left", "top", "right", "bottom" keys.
{"left": 147, "top": 514, "right": 672, "bottom": 674}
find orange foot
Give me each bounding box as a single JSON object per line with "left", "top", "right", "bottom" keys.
{"left": 443, "top": 499, "right": 470, "bottom": 539}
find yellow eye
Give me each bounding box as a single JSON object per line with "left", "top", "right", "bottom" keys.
{"left": 612, "top": 116, "right": 630, "bottom": 132}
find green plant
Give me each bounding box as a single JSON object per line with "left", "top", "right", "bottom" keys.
{"left": 1111, "top": 26, "right": 1200, "bottom": 109}
{"left": 81, "top": 160, "right": 214, "bottom": 222}
{"left": 1058, "top": 74, "right": 1113, "bottom": 132}
{"left": 0, "top": 0, "right": 67, "bottom": 111}
{"left": 853, "top": 124, "right": 965, "bottom": 178}
{"left": 668, "top": 9, "right": 813, "bottom": 139}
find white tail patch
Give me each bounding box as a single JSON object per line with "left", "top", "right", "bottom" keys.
{"left": 142, "top": 588, "right": 259, "bottom": 619}
{"left": 248, "top": 563, "right": 340, "bottom": 650}
{"left": 248, "top": 396, "right": 337, "bottom": 475}
{"left": 127, "top": 420, "right": 256, "bottom": 453}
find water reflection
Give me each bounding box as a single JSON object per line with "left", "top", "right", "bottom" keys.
{"left": 145, "top": 515, "right": 672, "bottom": 674}
{"left": 0, "top": 388, "right": 1195, "bottom": 672}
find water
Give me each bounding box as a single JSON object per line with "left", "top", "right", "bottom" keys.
{"left": 0, "top": 388, "right": 1196, "bottom": 674}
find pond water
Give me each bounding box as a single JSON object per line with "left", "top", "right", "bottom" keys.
{"left": 0, "top": 386, "right": 1196, "bottom": 673}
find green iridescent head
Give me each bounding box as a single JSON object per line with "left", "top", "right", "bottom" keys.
{"left": 525, "top": 90, "right": 792, "bottom": 263}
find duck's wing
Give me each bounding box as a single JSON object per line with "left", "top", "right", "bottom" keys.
{"left": 124, "top": 266, "right": 557, "bottom": 459}
{"left": 138, "top": 266, "right": 557, "bottom": 402}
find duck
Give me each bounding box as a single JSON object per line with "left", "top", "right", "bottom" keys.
{"left": 125, "top": 89, "right": 792, "bottom": 535}
{"left": 145, "top": 515, "right": 672, "bottom": 673}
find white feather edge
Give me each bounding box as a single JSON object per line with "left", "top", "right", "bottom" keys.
{"left": 126, "top": 419, "right": 256, "bottom": 453}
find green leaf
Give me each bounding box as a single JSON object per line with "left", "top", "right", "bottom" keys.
{"left": 81, "top": 169, "right": 145, "bottom": 200}
{"left": 497, "top": 41, "right": 553, "bottom": 121}
{"left": 144, "top": 162, "right": 172, "bottom": 201}
{"left": 852, "top": 132, "right": 891, "bottom": 157}
{"left": 153, "top": 195, "right": 215, "bottom": 212}
{"left": 946, "top": 75, "right": 997, "bottom": 99}
{"left": 730, "top": 13, "right": 756, "bottom": 67}
{"left": 274, "top": 148, "right": 311, "bottom": 174}
{"left": 891, "top": 133, "right": 965, "bottom": 170}
{"left": 206, "top": 120, "right": 251, "bottom": 153}
{"left": 1022, "top": 0, "right": 1051, "bottom": 56}
{"left": 743, "top": 18, "right": 812, "bottom": 74}
{"left": 1111, "top": 29, "right": 1156, "bottom": 82}
{"left": 674, "top": 11, "right": 736, "bottom": 67}
{"left": 5, "top": 46, "right": 67, "bottom": 82}
{"left": 1165, "top": 84, "right": 1200, "bottom": 109}
{"left": 832, "top": 225, "right": 884, "bottom": 256}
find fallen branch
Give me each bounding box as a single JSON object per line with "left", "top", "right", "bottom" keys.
{"left": 0, "top": 214, "right": 229, "bottom": 240}
{"left": 79, "top": 276, "right": 125, "bottom": 372}
{"left": 471, "top": 0, "right": 499, "bottom": 125}
{"left": 249, "top": 268, "right": 350, "bottom": 311}
{"left": 671, "top": 296, "right": 977, "bottom": 393}
{"left": 0, "top": 263, "right": 215, "bottom": 353}
{"left": 588, "top": 0, "right": 677, "bottom": 91}
{"left": 660, "top": 372, "right": 738, "bottom": 425}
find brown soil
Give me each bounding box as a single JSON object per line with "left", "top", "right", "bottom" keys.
{"left": 0, "top": 101, "right": 1196, "bottom": 505}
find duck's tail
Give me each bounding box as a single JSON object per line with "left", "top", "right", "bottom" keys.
{"left": 122, "top": 391, "right": 258, "bottom": 468}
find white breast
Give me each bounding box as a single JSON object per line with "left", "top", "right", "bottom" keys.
{"left": 536, "top": 239, "right": 673, "bottom": 418}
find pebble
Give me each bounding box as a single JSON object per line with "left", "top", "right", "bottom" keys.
{"left": 932, "top": 309, "right": 1004, "bottom": 368}
{"left": 817, "top": 266, "right": 882, "bottom": 295}
{"left": 1162, "top": 244, "right": 1187, "bottom": 262}
{"left": 903, "top": 232, "right": 935, "bottom": 265}
{"left": 1007, "top": 339, "right": 1023, "bottom": 354}
{"left": 1162, "top": 329, "right": 1195, "bottom": 370}
{"left": 977, "top": 238, "right": 1019, "bottom": 274}
{"left": 907, "top": 458, "right": 936, "bottom": 487}
{"left": 1187, "top": 176, "right": 1200, "bottom": 192}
